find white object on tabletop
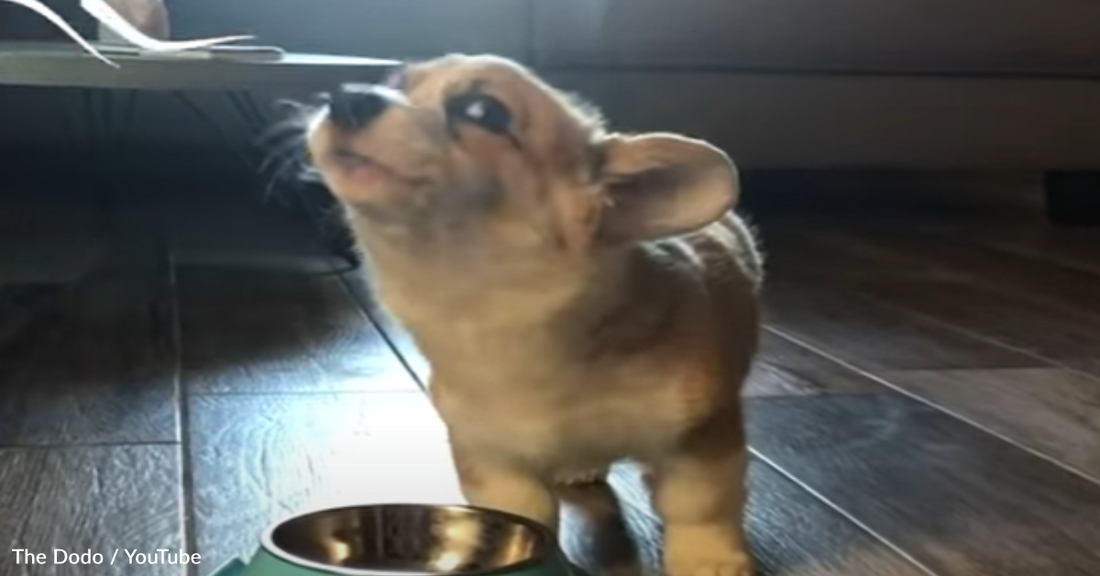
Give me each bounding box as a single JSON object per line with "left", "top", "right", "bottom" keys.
{"left": 81, "top": 0, "right": 253, "bottom": 53}
{"left": 3, "top": 0, "right": 116, "bottom": 65}
{"left": 94, "top": 0, "right": 169, "bottom": 44}
{"left": 0, "top": 0, "right": 255, "bottom": 67}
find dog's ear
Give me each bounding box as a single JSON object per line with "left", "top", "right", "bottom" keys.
{"left": 596, "top": 133, "right": 738, "bottom": 244}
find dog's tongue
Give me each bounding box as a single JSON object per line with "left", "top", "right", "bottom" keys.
{"left": 339, "top": 154, "right": 396, "bottom": 190}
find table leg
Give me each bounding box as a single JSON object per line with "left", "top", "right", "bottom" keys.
{"left": 172, "top": 90, "right": 360, "bottom": 271}
{"left": 55, "top": 88, "right": 140, "bottom": 230}
{"left": 227, "top": 91, "right": 269, "bottom": 136}
{"left": 70, "top": 88, "right": 139, "bottom": 154}
{"left": 171, "top": 90, "right": 257, "bottom": 167}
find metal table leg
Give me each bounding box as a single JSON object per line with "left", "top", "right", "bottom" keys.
{"left": 172, "top": 90, "right": 359, "bottom": 270}
{"left": 56, "top": 87, "right": 140, "bottom": 231}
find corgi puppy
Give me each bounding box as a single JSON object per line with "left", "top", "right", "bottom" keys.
{"left": 307, "top": 54, "right": 762, "bottom": 576}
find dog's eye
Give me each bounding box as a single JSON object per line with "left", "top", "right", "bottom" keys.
{"left": 448, "top": 93, "right": 513, "bottom": 135}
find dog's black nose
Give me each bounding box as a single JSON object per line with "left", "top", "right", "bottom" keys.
{"left": 329, "top": 85, "right": 389, "bottom": 129}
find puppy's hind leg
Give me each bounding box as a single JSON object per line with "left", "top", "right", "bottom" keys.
{"left": 652, "top": 443, "right": 752, "bottom": 576}
{"left": 451, "top": 443, "right": 560, "bottom": 533}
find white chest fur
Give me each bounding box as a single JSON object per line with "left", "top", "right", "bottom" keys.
{"left": 429, "top": 353, "right": 692, "bottom": 476}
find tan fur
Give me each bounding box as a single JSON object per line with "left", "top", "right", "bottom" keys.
{"left": 308, "top": 54, "right": 763, "bottom": 576}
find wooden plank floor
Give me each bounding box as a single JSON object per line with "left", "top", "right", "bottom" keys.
{"left": 2, "top": 177, "right": 1100, "bottom": 576}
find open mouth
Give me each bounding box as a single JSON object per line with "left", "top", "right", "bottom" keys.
{"left": 328, "top": 146, "right": 409, "bottom": 185}
{"left": 332, "top": 147, "right": 376, "bottom": 168}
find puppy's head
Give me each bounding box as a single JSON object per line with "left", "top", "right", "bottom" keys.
{"left": 307, "top": 54, "right": 738, "bottom": 263}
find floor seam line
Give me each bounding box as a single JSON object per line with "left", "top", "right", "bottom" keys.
{"left": 763, "top": 325, "right": 1100, "bottom": 489}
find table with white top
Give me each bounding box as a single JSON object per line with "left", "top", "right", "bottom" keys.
{"left": 0, "top": 41, "right": 398, "bottom": 159}
{"left": 0, "top": 41, "right": 396, "bottom": 264}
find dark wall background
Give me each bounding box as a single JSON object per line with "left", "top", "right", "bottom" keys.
{"left": 9, "top": 1, "right": 1083, "bottom": 171}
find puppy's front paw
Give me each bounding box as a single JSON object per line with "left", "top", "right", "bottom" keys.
{"left": 664, "top": 526, "right": 753, "bottom": 576}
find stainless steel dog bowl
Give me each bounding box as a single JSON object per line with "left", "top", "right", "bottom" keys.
{"left": 262, "top": 504, "right": 558, "bottom": 575}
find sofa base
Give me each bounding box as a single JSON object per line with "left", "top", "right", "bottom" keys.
{"left": 1045, "top": 171, "right": 1100, "bottom": 227}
